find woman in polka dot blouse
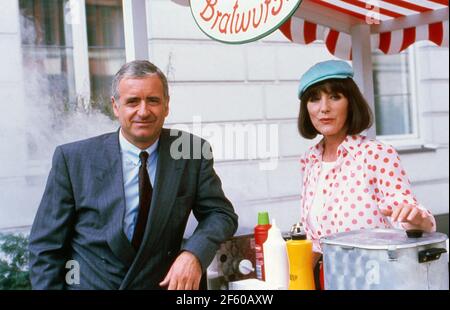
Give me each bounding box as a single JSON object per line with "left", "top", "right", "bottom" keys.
{"left": 296, "top": 60, "right": 436, "bottom": 264}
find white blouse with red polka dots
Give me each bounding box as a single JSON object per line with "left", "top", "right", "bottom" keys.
{"left": 299, "top": 134, "right": 436, "bottom": 253}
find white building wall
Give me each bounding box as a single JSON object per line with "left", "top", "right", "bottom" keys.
{"left": 147, "top": 0, "right": 330, "bottom": 235}
{"left": 147, "top": 0, "right": 449, "bottom": 235}
{"left": 0, "top": 0, "right": 35, "bottom": 229}
{"left": 0, "top": 0, "right": 448, "bottom": 234}
{"left": 0, "top": 0, "right": 117, "bottom": 230}
{"left": 409, "top": 44, "right": 449, "bottom": 216}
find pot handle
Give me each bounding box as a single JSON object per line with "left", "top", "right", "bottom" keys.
{"left": 418, "top": 248, "right": 447, "bottom": 263}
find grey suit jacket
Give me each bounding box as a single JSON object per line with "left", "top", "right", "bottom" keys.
{"left": 29, "top": 128, "right": 238, "bottom": 289}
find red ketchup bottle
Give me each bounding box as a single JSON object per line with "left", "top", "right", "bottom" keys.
{"left": 254, "top": 212, "right": 271, "bottom": 281}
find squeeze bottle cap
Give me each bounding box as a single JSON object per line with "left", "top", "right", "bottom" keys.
{"left": 290, "top": 222, "right": 307, "bottom": 240}
{"left": 258, "top": 212, "right": 270, "bottom": 225}
{"left": 268, "top": 219, "right": 281, "bottom": 236}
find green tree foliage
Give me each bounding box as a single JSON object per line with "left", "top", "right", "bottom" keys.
{"left": 0, "top": 233, "right": 31, "bottom": 290}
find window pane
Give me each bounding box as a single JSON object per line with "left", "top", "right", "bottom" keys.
{"left": 21, "top": 46, "right": 75, "bottom": 102}
{"left": 86, "top": 0, "right": 125, "bottom": 116}
{"left": 373, "top": 51, "right": 414, "bottom": 136}
{"left": 19, "top": 0, "right": 76, "bottom": 160}
{"left": 19, "top": 0, "right": 69, "bottom": 46}
{"left": 19, "top": 0, "right": 75, "bottom": 101}
{"left": 375, "top": 94, "right": 412, "bottom": 136}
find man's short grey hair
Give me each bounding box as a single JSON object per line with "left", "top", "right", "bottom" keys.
{"left": 112, "top": 60, "right": 169, "bottom": 101}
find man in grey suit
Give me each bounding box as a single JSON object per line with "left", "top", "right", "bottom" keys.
{"left": 29, "top": 60, "right": 238, "bottom": 290}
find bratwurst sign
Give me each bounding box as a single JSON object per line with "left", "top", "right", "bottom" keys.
{"left": 190, "top": 0, "right": 302, "bottom": 44}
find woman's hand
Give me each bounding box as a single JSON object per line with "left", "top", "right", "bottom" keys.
{"left": 381, "top": 204, "right": 434, "bottom": 232}
{"left": 312, "top": 252, "right": 322, "bottom": 269}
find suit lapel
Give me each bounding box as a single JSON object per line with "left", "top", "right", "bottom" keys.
{"left": 120, "top": 128, "right": 186, "bottom": 289}
{"left": 95, "top": 131, "right": 136, "bottom": 267}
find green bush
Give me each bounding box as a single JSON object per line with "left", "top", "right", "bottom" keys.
{"left": 0, "top": 233, "right": 31, "bottom": 290}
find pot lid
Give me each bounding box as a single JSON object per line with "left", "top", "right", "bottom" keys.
{"left": 320, "top": 229, "right": 448, "bottom": 250}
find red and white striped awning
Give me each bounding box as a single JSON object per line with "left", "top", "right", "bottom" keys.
{"left": 279, "top": 0, "right": 449, "bottom": 60}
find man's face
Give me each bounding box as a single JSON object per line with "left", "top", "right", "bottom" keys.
{"left": 112, "top": 75, "right": 169, "bottom": 149}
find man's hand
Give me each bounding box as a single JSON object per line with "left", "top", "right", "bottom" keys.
{"left": 381, "top": 204, "right": 434, "bottom": 232}
{"left": 159, "top": 251, "right": 202, "bottom": 290}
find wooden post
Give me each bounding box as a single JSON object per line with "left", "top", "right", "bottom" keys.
{"left": 70, "top": 0, "right": 91, "bottom": 108}
{"left": 351, "top": 24, "right": 377, "bottom": 138}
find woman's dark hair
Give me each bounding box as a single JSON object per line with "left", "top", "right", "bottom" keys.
{"left": 298, "top": 78, "right": 373, "bottom": 139}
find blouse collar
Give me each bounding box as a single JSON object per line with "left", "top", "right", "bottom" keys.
{"left": 309, "top": 134, "right": 367, "bottom": 163}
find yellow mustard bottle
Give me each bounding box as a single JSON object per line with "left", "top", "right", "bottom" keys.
{"left": 286, "top": 226, "right": 315, "bottom": 290}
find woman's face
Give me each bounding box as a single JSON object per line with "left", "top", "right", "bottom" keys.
{"left": 307, "top": 91, "right": 349, "bottom": 139}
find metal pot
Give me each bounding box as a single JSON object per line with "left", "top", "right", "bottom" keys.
{"left": 320, "top": 229, "right": 448, "bottom": 290}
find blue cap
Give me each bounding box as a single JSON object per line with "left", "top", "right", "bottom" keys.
{"left": 298, "top": 60, "right": 354, "bottom": 98}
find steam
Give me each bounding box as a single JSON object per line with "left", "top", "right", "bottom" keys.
{"left": 20, "top": 11, "right": 117, "bottom": 162}
{"left": 0, "top": 11, "right": 117, "bottom": 231}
